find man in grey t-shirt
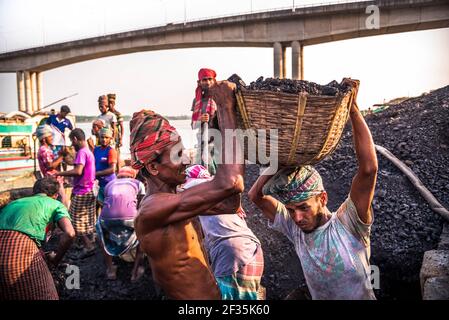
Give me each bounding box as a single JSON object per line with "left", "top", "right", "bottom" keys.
{"left": 249, "top": 95, "right": 378, "bottom": 300}
{"left": 97, "top": 95, "right": 117, "bottom": 144}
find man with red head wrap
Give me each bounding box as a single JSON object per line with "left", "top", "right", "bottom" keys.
{"left": 191, "top": 68, "right": 219, "bottom": 175}
{"left": 131, "top": 81, "right": 245, "bottom": 300}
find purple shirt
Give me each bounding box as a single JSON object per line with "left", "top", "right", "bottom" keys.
{"left": 100, "top": 178, "right": 145, "bottom": 220}
{"left": 73, "top": 147, "right": 96, "bottom": 195}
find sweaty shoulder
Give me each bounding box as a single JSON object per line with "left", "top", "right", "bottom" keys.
{"left": 136, "top": 192, "right": 178, "bottom": 230}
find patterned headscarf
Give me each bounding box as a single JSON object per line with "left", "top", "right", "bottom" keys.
{"left": 98, "top": 95, "right": 108, "bottom": 104}
{"left": 263, "top": 166, "right": 324, "bottom": 204}
{"left": 99, "top": 127, "right": 113, "bottom": 138}
{"left": 92, "top": 119, "right": 105, "bottom": 129}
{"left": 35, "top": 124, "right": 53, "bottom": 140}
{"left": 179, "top": 164, "right": 246, "bottom": 218}
{"left": 129, "top": 109, "right": 180, "bottom": 170}
{"left": 185, "top": 164, "right": 211, "bottom": 180}
{"left": 177, "top": 165, "right": 212, "bottom": 192}
{"left": 117, "top": 166, "right": 137, "bottom": 178}
{"left": 191, "top": 68, "right": 217, "bottom": 129}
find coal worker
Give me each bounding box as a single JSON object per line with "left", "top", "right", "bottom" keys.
{"left": 191, "top": 68, "right": 219, "bottom": 175}
{"left": 46, "top": 105, "right": 74, "bottom": 157}
{"left": 56, "top": 128, "right": 96, "bottom": 256}
{"left": 0, "top": 177, "right": 75, "bottom": 300}
{"left": 97, "top": 95, "right": 117, "bottom": 142}
{"left": 36, "top": 124, "right": 65, "bottom": 177}
{"left": 87, "top": 119, "right": 105, "bottom": 152}
{"left": 46, "top": 105, "right": 74, "bottom": 171}
{"left": 249, "top": 98, "right": 378, "bottom": 300}
{"left": 94, "top": 127, "right": 117, "bottom": 207}
{"left": 107, "top": 93, "right": 124, "bottom": 149}
{"left": 131, "top": 81, "right": 244, "bottom": 299}
{"left": 178, "top": 165, "right": 264, "bottom": 300}
{"left": 96, "top": 166, "right": 146, "bottom": 281}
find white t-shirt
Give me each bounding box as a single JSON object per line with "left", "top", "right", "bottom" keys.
{"left": 269, "top": 196, "right": 376, "bottom": 300}
{"left": 97, "top": 112, "right": 117, "bottom": 129}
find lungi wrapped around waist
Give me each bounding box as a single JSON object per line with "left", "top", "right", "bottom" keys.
{"left": 0, "top": 230, "right": 58, "bottom": 300}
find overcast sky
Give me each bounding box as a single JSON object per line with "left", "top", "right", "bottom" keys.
{"left": 0, "top": 0, "right": 448, "bottom": 116}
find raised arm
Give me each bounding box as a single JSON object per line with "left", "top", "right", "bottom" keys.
{"left": 248, "top": 170, "right": 278, "bottom": 222}
{"left": 56, "top": 163, "right": 84, "bottom": 177}
{"left": 48, "top": 217, "right": 75, "bottom": 266}
{"left": 349, "top": 101, "right": 378, "bottom": 224}
{"left": 136, "top": 81, "right": 245, "bottom": 233}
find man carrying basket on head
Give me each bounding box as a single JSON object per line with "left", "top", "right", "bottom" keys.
{"left": 249, "top": 83, "right": 378, "bottom": 300}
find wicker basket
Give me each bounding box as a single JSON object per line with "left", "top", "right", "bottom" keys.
{"left": 235, "top": 78, "right": 359, "bottom": 167}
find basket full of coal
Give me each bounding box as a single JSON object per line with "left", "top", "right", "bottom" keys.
{"left": 228, "top": 74, "right": 359, "bottom": 167}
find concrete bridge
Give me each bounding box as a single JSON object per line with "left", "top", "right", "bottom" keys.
{"left": 1, "top": 0, "right": 448, "bottom": 114}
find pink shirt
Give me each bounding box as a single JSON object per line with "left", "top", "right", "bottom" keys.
{"left": 73, "top": 147, "right": 96, "bottom": 195}
{"left": 100, "top": 178, "right": 145, "bottom": 220}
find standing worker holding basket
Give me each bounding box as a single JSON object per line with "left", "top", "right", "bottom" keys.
{"left": 191, "top": 68, "right": 219, "bottom": 175}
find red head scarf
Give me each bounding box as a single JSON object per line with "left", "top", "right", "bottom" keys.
{"left": 130, "top": 109, "right": 179, "bottom": 170}
{"left": 192, "top": 68, "right": 217, "bottom": 129}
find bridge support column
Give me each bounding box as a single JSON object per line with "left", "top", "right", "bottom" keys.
{"left": 273, "top": 42, "right": 286, "bottom": 79}
{"left": 282, "top": 46, "right": 287, "bottom": 79}
{"left": 292, "top": 41, "right": 304, "bottom": 80}
{"left": 24, "top": 71, "right": 33, "bottom": 115}
{"left": 36, "top": 72, "right": 43, "bottom": 111}
{"left": 30, "top": 72, "right": 37, "bottom": 114}
{"left": 16, "top": 71, "right": 26, "bottom": 113}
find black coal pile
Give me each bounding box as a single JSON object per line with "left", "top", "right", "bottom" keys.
{"left": 228, "top": 74, "right": 348, "bottom": 96}
{"left": 243, "top": 85, "right": 449, "bottom": 300}
{"left": 314, "top": 85, "right": 449, "bottom": 298}
{"left": 44, "top": 85, "right": 448, "bottom": 300}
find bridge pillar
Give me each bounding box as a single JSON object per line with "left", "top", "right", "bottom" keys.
{"left": 30, "top": 72, "right": 37, "bottom": 114}
{"left": 273, "top": 42, "right": 286, "bottom": 79}
{"left": 292, "top": 41, "right": 304, "bottom": 80}
{"left": 16, "top": 71, "right": 26, "bottom": 113}
{"left": 282, "top": 46, "right": 287, "bottom": 79}
{"left": 36, "top": 72, "right": 43, "bottom": 111}
{"left": 24, "top": 71, "right": 33, "bottom": 115}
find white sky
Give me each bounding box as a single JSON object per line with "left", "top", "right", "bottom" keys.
{"left": 0, "top": 0, "right": 448, "bottom": 116}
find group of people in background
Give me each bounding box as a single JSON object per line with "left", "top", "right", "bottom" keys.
{"left": 0, "top": 93, "right": 145, "bottom": 300}
{"left": 1, "top": 69, "right": 378, "bottom": 301}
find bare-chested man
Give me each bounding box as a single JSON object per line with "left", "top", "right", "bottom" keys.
{"left": 130, "top": 82, "right": 244, "bottom": 299}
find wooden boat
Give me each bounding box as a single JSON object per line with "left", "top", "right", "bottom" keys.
{"left": 0, "top": 110, "right": 76, "bottom": 172}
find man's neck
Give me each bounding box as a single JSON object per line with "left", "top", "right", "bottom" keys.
{"left": 318, "top": 207, "right": 332, "bottom": 227}
{"left": 57, "top": 114, "right": 64, "bottom": 120}
{"left": 77, "top": 141, "right": 87, "bottom": 150}
{"left": 146, "top": 176, "right": 176, "bottom": 195}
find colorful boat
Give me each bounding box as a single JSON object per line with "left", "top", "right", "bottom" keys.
{"left": 0, "top": 111, "right": 76, "bottom": 172}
